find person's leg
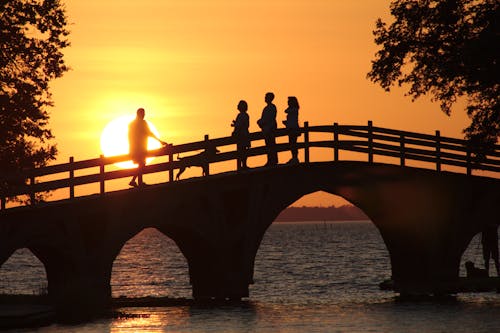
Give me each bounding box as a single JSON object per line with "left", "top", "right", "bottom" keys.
{"left": 264, "top": 136, "right": 273, "bottom": 165}
{"left": 269, "top": 135, "right": 277, "bottom": 165}
{"left": 237, "top": 143, "right": 243, "bottom": 170}
{"left": 242, "top": 146, "right": 248, "bottom": 168}
{"left": 137, "top": 160, "right": 145, "bottom": 185}
{"left": 129, "top": 170, "right": 138, "bottom": 186}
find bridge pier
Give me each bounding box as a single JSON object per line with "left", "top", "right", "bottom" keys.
{"left": 188, "top": 244, "right": 253, "bottom": 301}
{"left": 47, "top": 264, "right": 112, "bottom": 321}
{"left": 380, "top": 226, "right": 465, "bottom": 295}
{"left": 159, "top": 226, "right": 254, "bottom": 301}
{"left": 155, "top": 185, "right": 258, "bottom": 301}
{"left": 330, "top": 164, "right": 498, "bottom": 296}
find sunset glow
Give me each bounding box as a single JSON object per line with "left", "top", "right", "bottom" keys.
{"left": 100, "top": 115, "right": 161, "bottom": 169}
{"left": 49, "top": 1, "right": 471, "bottom": 205}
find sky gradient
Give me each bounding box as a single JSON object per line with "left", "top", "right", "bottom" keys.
{"left": 48, "top": 1, "right": 471, "bottom": 205}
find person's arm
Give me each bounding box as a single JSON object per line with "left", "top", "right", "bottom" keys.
{"left": 146, "top": 123, "right": 168, "bottom": 145}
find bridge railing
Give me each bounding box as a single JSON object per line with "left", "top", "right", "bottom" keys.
{"left": 1, "top": 121, "right": 499, "bottom": 210}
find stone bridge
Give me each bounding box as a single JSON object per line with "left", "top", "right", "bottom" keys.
{"left": 1, "top": 161, "right": 499, "bottom": 314}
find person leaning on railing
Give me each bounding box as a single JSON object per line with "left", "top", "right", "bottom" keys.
{"left": 283, "top": 96, "right": 300, "bottom": 164}
{"left": 231, "top": 100, "right": 250, "bottom": 170}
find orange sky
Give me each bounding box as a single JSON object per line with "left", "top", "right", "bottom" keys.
{"left": 48, "top": 1, "right": 471, "bottom": 206}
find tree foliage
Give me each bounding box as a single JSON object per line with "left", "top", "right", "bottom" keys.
{"left": 0, "top": 0, "right": 69, "bottom": 200}
{"left": 367, "top": 0, "right": 499, "bottom": 145}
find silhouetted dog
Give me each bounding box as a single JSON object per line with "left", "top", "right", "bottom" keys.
{"left": 176, "top": 146, "right": 220, "bottom": 180}
{"left": 465, "top": 261, "right": 488, "bottom": 278}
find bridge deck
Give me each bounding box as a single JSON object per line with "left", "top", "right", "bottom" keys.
{"left": 1, "top": 121, "right": 499, "bottom": 210}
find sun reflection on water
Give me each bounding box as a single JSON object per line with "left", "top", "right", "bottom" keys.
{"left": 110, "top": 307, "right": 190, "bottom": 333}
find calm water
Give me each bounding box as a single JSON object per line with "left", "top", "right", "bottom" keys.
{"left": 1, "top": 221, "right": 500, "bottom": 332}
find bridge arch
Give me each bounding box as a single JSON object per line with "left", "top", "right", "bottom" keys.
{"left": 238, "top": 162, "right": 499, "bottom": 296}
{"left": 0, "top": 248, "right": 48, "bottom": 295}
{"left": 250, "top": 191, "right": 390, "bottom": 300}
{"left": 111, "top": 227, "right": 190, "bottom": 298}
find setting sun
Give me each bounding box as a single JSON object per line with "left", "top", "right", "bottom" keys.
{"left": 100, "top": 115, "right": 162, "bottom": 168}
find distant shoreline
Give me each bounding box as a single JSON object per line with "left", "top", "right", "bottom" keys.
{"left": 275, "top": 205, "right": 369, "bottom": 222}
{"left": 274, "top": 219, "right": 371, "bottom": 223}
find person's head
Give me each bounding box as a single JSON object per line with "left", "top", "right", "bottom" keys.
{"left": 465, "top": 261, "right": 474, "bottom": 271}
{"left": 136, "top": 108, "right": 145, "bottom": 119}
{"left": 265, "top": 92, "right": 274, "bottom": 104}
{"left": 237, "top": 100, "right": 248, "bottom": 112}
{"left": 288, "top": 96, "right": 299, "bottom": 109}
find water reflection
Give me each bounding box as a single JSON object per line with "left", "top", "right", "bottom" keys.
{"left": 111, "top": 228, "right": 191, "bottom": 299}
{"left": 110, "top": 307, "right": 191, "bottom": 333}
{"left": 0, "top": 248, "right": 47, "bottom": 295}
{"left": 4, "top": 222, "right": 500, "bottom": 332}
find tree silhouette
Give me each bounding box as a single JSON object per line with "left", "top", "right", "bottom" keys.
{"left": 368, "top": 0, "right": 499, "bottom": 145}
{"left": 0, "top": 0, "right": 69, "bottom": 202}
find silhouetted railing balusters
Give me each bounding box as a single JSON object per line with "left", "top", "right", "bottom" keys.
{"left": 29, "top": 176, "right": 35, "bottom": 205}
{"left": 168, "top": 152, "right": 174, "bottom": 182}
{"left": 99, "top": 155, "right": 105, "bottom": 195}
{"left": 466, "top": 149, "right": 472, "bottom": 176}
{"left": 368, "top": 121, "right": 373, "bottom": 163}
{"left": 1, "top": 121, "right": 499, "bottom": 210}
{"left": 204, "top": 135, "right": 210, "bottom": 176}
{"left": 400, "top": 134, "right": 405, "bottom": 166}
{"left": 435, "top": 131, "right": 441, "bottom": 172}
{"left": 333, "top": 122, "right": 339, "bottom": 162}
{"left": 69, "top": 156, "right": 75, "bottom": 199}
{"left": 304, "top": 122, "right": 310, "bottom": 163}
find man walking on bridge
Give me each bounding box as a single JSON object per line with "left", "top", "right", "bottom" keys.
{"left": 128, "top": 108, "right": 168, "bottom": 187}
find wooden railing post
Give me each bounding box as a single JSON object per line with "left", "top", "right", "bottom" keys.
{"left": 29, "top": 176, "right": 35, "bottom": 205}
{"left": 204, "top": 135, "right": 210, "bottom": 176}
{"left": 435, "top": 130, "right": 441, "bottom": 172}
{"left": 333, "top": 122, "right": 339, "bottom": 162}
{"left": 466, "top": 149, "right": 472, "bottom": 176}
{"left": 400, "top": 134, "right": 405, "bottom": 166}
{"left": 100, "top": 154, "right": 105, "bottom": 194}
{"left": 168, "top": 152, "right": 174, "bottom": 182}
{"left": 368, "top": 120, "right": 373, "bottom": 163}
{"left": 304, "top": 122, "right": 310, "bottom": 163}
{"left": 69, "top": 156, "right": 75, "bottom": 199}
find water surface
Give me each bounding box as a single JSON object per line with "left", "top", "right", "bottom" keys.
{"left": 1, "top": 221, "right": 499, "bottom": 332}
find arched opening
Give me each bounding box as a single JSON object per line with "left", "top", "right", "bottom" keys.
{"left": 250, "top": 191, "right": 392, "bottom": 303}
{"left": 111, "top": 228, "right": 191, "bottom": 299}
{"left": 460, "top": 232, "right": 496, "bottom": 278}
{"left": 0, "top": 248, "right": 48, "bottom": 296}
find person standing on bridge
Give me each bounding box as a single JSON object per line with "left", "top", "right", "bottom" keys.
{"left": 481, "top": 222, "right": 500, "bottom": 276}
{"left": 232, "top": 100, "right": 250, "bottom": 170}
{"left": 283, "top": 96, "right": 300, "bottom": 165}
{"left": 128, "top": 108, "right": 168, "bottom": 187}
{"left": 257, "top": 92, "right": 278, "bottom": 166}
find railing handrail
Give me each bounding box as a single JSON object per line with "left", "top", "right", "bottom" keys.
{"left": 1, "top": 121, "right": 499, "bottom": 210}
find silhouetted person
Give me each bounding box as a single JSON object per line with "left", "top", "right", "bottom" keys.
{"left": 482, "top": 223, "right": 500, "bottom": 276}
{"left": 231, "top": 100, "right": 250, "bottom": 170}
{"left": 128, "top": 108, "right": 168, "bottom": 187}
{"left": 283, "top": 96, "right": 300, "bottom": 164}
{"left": 257, "top": 92, "right": 278, "bottom": 166}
